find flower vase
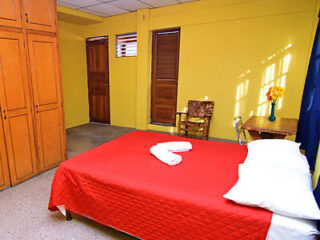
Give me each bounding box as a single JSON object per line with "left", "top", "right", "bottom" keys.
{"left": 269, "top": 102, "right": 276, "bottom": 121}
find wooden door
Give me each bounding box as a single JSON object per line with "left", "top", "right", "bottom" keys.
{"left": 22, "top": 0, "right": 56, "bottom": 32}
{"left": 86, "top": 37, "right": 110, "bottom": 124}
{"left": 0, "top": 117, "right": 10, "bottom": 190}
{"left": 151, "top": 28, "right": 180, "bottom": 125}
{"left": 0, "top": 0, "right": 22, "bottom": 28}
{"left": 27, "top": 34, "right": 65, "bottom": 171}
{"left": 0, "top": 31, "right": 38, "bottom": 185}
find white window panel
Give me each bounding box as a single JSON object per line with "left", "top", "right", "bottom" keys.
{"left": 84, "top": 3, "right": 129, "bottom": 16}
{"left": 116, "top": 33, "right": 137, "bottom": 57}
{"left": 139, "top": 0, "right": 178, "bottom": 8}
{"left": 109, "top": 0, "right": 152, "bottom": 11}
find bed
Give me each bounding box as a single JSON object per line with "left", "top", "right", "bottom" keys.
{"left": 48, "top": 131, "right": 319, "bottom": 240}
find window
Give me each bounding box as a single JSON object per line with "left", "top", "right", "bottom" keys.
{"left": 116, "top": 33, "right": 137, "bottom": 57}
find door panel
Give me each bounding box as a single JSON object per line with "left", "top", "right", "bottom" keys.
{"left": 0, "top": 31, "right": 37, "bottom": 185}
{"left": 0, "top": 117, "right": 10, "bottom": 190}
{"left": 151, "top": 29, "right": 180, "bottom": 125}
{"left": 27, "top": 34, "right": 65, "bottom": 171}
{"left": 0, "top": 0, "right": 22, "bottom": 28}
{"left": 86, "top": 38, "right": 110, "bottom": 124}
{"left": 22, "top": 0, "right": 56, "bottom": 32}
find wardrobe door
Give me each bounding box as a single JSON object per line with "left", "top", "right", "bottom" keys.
{"left": 0, "top": 118, "right": 10, "bottom": 190}
{"left": 27, "top": 34, "right": 65, "bottom": 171}
{"left": 0, "top": 31, "right": 38, "bottom": 185}
{"left": 22, "top": 0, "right": 56, "bottom": 32}
{"left": 0, "top": 0, "right": 22, "bottom": 28}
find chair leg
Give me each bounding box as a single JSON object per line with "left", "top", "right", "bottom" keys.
{"left": 202, "top": 124, "right": 207, "bottom": 140}
{"left": 177, "top": 114, "right": 181, "bottom": 136}
{"left": 185, "top": 116, "right": 189, "bottom": 136}
{"left": 206, "top": 124, "right": 210, "bottom": 140}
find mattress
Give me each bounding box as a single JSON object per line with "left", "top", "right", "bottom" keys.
{"left": 49, "top": 131, "right": 274, "bottom": 240}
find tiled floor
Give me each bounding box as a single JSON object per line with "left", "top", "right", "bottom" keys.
{"left": 67, "top": 123, "right": 136, "bottom": 158}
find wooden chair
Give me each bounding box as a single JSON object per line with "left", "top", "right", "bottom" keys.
{"left": 176, "top": 100, "right": 214, "bottom": 140}
{"left": 234, "top": 116, "right": 249, "bottom": 145}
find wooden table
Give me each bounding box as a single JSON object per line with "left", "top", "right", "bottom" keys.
{"left": 241, "top": 116, "right": 298, "bottom": 140}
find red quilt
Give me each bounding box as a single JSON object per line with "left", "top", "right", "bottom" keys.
{"left": 48, "top": 131, "right": 272, "bottom": 240}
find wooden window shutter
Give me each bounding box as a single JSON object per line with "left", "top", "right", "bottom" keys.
{"left": 151, "top": 28, "right": 180, "bottom": 125}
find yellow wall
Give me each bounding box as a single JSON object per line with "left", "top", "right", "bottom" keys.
{"left": 58, "top": 20, "right": 89, "bottom": 128}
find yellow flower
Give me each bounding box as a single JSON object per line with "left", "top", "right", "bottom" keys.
{"left": 279, "top": 87, "right": 284, "bottom": 93}
{"left": 272, "top": 93, "right": 277, "bottom": 99}
{"left": 279, "top": 92, "right": 283, "bottom": 98}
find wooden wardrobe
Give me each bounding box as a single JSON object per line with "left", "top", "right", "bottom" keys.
{"left": 0, "top": 0, "right": 66, "bottom": 190}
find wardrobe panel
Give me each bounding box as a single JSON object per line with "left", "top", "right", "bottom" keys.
{"left": 22, "top": 0, "right": 56, "bottom": 32}
{"left": 0, "top": 0, "right": 22, "bottom": 28}
{"left": 0, "top": 37, "right": 27, "bottom": 110}
{"left": 38, "top": 108, "right": 63, "bottom": 168}
{"left": 30, "top": 39, "right": 58, "bottom": 105}
{"left": 0, "top": 117, "right": 10, "bottom": 190}
{"left": 7, "top": 115, "right": 35, "bottom": 180}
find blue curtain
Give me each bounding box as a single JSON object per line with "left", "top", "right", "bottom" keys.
{"left": 296, "top": 18, "right": 320, "bottom": 171}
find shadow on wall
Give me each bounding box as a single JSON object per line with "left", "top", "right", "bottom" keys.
{"left": 234, "top": 43, "right": 292, "bottom": 121}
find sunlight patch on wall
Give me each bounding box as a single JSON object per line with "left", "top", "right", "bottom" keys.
{"left": 257, "top": 43, "right": 292, "bottom": 115}
{"left": 234, "top": 70, "right": 250, "bottom": 118}
{"left": 276, "top": 53, "right": 291, "bottom": 109}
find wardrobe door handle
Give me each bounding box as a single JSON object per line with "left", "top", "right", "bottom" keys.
{"left": 35, "top": 105, "right": 38, "bottom": 114}
{"left": 25, "top": 13, "right": 29, "bottom": 23}
{"left": 2, "top": 109, "right": 6, "bottom": 119}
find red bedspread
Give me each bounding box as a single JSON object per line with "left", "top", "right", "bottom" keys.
{"left": 49, "top": 131, "right": 272, "bottom": 240}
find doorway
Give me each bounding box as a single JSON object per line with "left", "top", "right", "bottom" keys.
{"left": 86, "top": 36, "right": 110, "bottom": 124}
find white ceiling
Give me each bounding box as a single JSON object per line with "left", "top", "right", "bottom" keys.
{"left": 57, "top": 0, "right": 198, "bottom": 17}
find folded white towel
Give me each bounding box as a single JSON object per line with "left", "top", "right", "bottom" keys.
{"left": 150, "top": 145, "right": 182, "bottom": 166}
{"left": 156, "top": 141, "right": 192, "bottom": 152}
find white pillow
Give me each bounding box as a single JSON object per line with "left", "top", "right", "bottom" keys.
{"left": 248, "top": 139, "right": 301, "bottom": 155}
{"left": 244, "top": 151, "right": 310, "bottom": 173}
{"left": 224, "top": 164, "right": 320, "bottom": 220}
{"left": 246, "top": 139, "right": 309, "bottom": 173}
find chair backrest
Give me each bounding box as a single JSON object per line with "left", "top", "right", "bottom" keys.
{"left": 187, "top": 100, "right": 214, "bottom": 118}
{"left": 234, "top": 116, "right": 248, "bottom": 145}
